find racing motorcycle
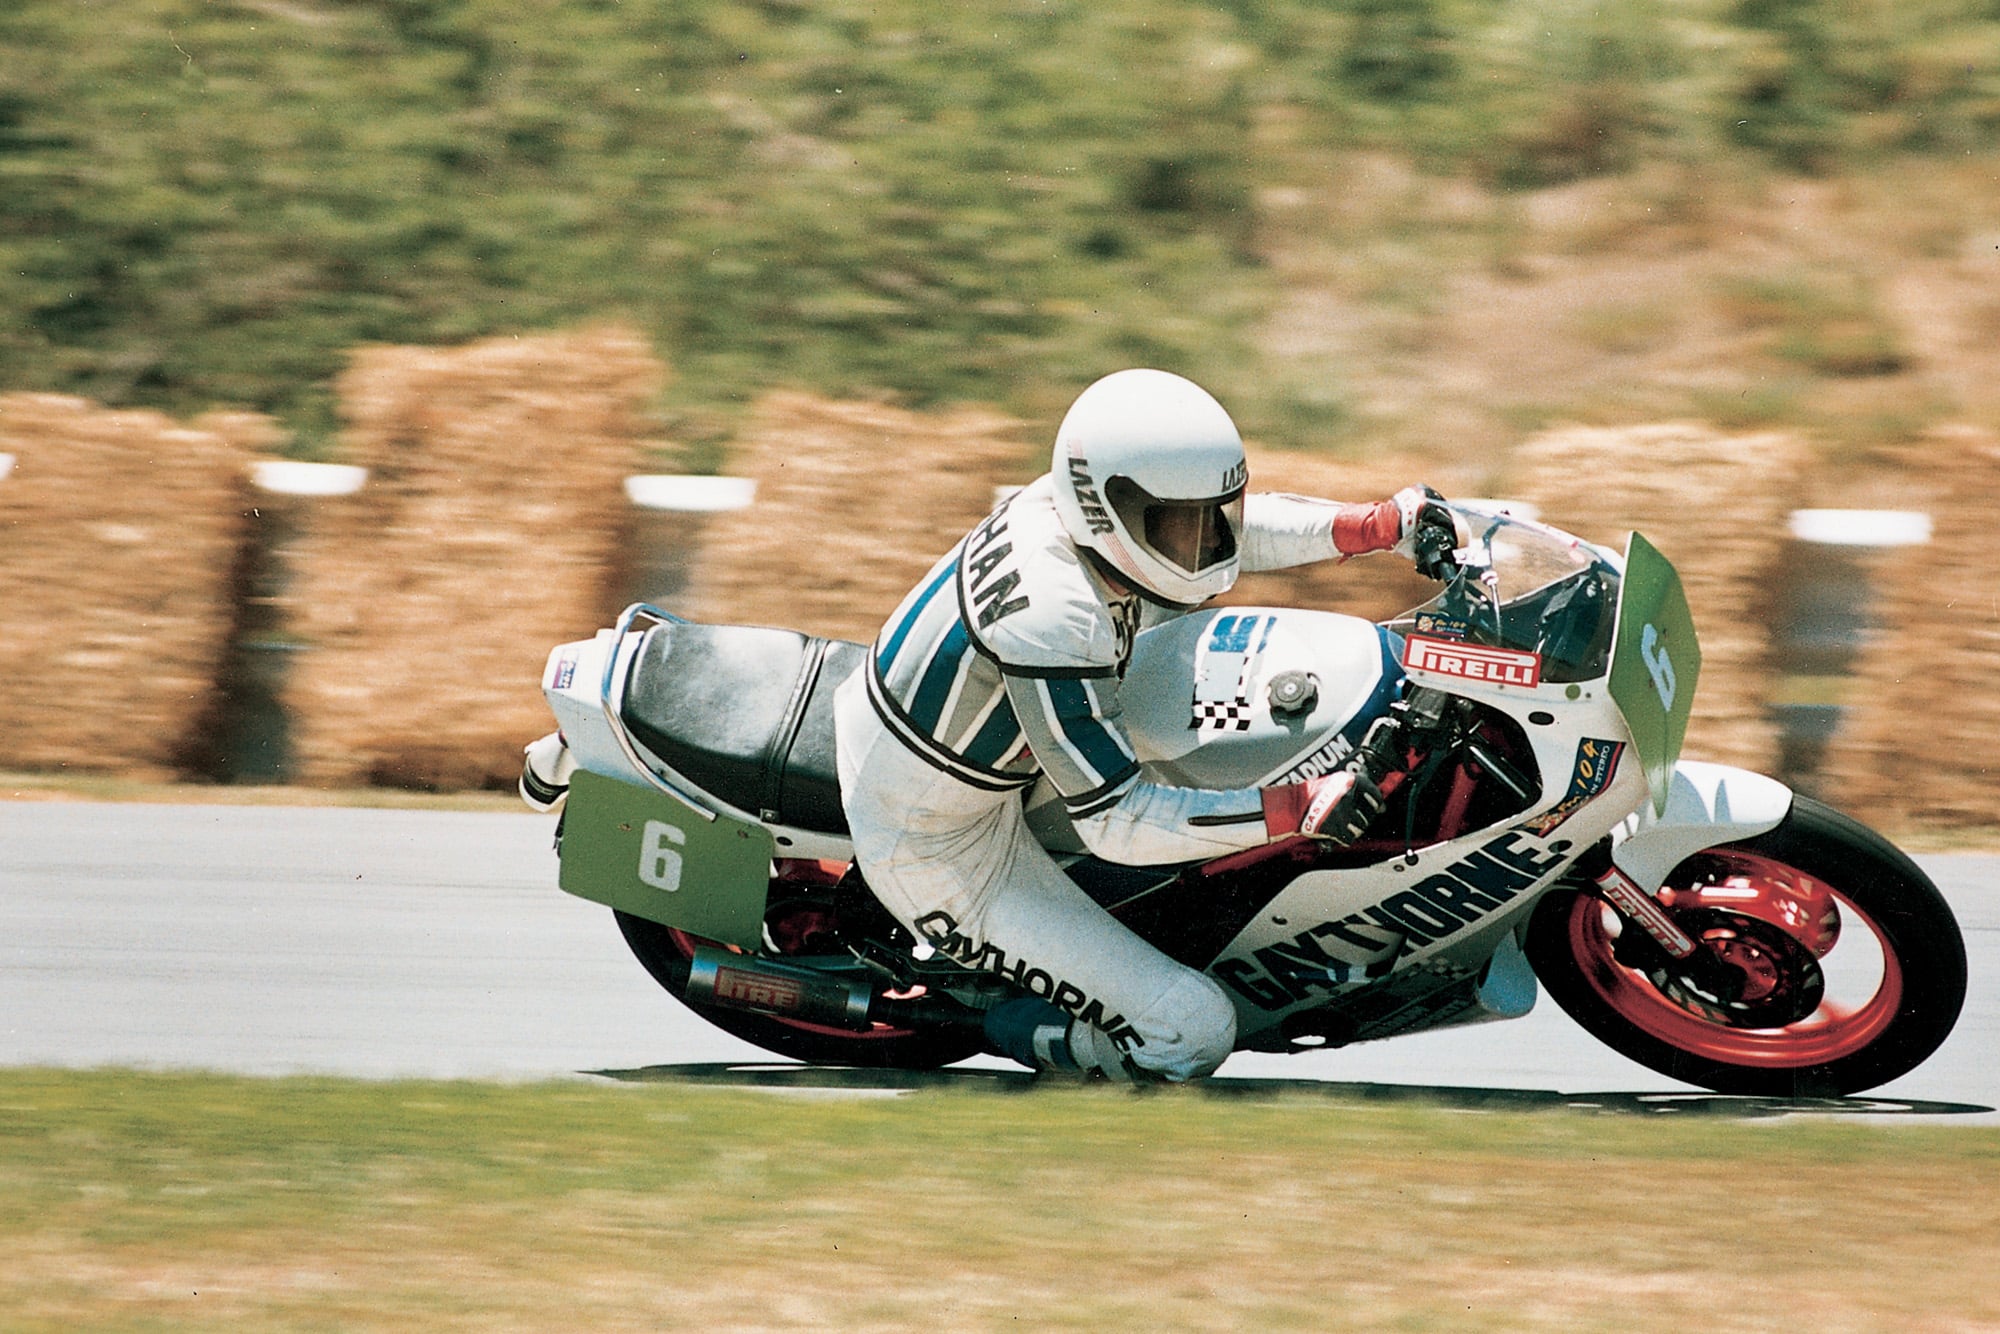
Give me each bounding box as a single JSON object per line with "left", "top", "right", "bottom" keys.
{"left": 533, "top": 502, "right": 1965, "bottom": 1097}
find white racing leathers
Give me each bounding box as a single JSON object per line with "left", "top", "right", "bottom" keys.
{"left": 834, "top": 475, "right": 1345, "bottom": 1080}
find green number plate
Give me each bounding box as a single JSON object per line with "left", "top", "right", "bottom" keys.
{"left": 1608, "top": 532, "right": 1702, "bottom": 816}
{"left": 557, "top": 769, "right": 774, "bottom": 949}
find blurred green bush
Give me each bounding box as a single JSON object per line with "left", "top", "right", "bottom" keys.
{"left": 1, "top": 0, "right": 1994, "bottom": 454}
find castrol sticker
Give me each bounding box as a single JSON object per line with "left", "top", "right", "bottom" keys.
{"left": 1403, "top": 634, "right": 1543, "bottom": 688}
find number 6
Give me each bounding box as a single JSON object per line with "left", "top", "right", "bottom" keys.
{"left": 1641, "top": 623, "right": 1677, "bottom": 712}
{"left": 639, "top": 820, "right": 685, "bottom": 893}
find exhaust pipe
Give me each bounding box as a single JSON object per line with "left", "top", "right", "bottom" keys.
{"left": 683, "top": 946, "right": 876, "bottom": 1030}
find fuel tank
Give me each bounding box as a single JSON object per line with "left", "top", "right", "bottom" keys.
{"left": 1023, "top": 607, "right": 1403, "bottom": 854}
{"left": 1118, "top": 607, "right": 1406, "bottom": 789}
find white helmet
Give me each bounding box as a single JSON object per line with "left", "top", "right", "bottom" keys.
{"left": 1050, "top": 369, "right": 1248, "bottom": 606}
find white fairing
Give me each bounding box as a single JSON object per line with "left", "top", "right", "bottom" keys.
{"left": 1609, "top": 761, "right": 1794, "bottom": 892}
{"left": 540, "top": 632, "right": 644, "bottom": 781}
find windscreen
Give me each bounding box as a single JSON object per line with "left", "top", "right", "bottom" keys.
{"left": 1387, "top": 507, "right": 1622, "bottom": 683}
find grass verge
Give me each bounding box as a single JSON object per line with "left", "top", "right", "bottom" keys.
{"left": 2, "top": 1069, "right": 1996, "bottom": 1331}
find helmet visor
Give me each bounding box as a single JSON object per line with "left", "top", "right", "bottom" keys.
{"left": 1105, "top": 476, "right": 1245, "bottom": 575}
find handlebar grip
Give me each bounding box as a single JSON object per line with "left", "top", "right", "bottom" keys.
{"left": 1411, "top": 523, "right": 1459, "bottom": 581}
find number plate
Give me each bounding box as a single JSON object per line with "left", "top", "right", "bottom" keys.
{"left": 557, "top": 770, "right": 774, "bottom": 949}
{"left": 1609, "top": 532, "right": 1702, "bottom": 816}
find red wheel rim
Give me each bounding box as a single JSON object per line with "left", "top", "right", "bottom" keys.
{"left": 666, "top": 927, "right": 925, "bottom": 1042}
{"left": 1564, "top": 853, "right": 1905, "bottom": 1068}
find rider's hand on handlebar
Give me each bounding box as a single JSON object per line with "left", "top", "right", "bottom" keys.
{"left": 1392, "top": 485, "right": 1460, "bottom": 580}
{"left": 1261, "top": 769, "right": 1385, "bottom": 846}
{"left": 1332, "top": 485, "right": 1459, "bottom": 580}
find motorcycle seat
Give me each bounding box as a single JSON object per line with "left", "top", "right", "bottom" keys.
{"left": 619, "top": 621, "right": 864, "bottom": 836}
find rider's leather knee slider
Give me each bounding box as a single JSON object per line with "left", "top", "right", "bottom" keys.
{"left": 1128, "top": 970, "right": 1237, "bottom": 1082}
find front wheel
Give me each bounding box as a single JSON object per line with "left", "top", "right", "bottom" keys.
{"left": 1525, "top": 796, "right": 1966, "bottom": 1097}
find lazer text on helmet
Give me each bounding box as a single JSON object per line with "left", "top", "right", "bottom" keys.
{"left": 1065, "top": 457, "right": 1116, "bottom": 536}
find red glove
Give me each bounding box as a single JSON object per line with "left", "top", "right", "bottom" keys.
{"left": 1333, "top": 485, "right": 1457, "bottom": 578}
{"left": 1261, "top": 770, "right": 1384, "bottom": 845}
{"left": 1331, "top": 498, "right": 1404, "bottom": 557}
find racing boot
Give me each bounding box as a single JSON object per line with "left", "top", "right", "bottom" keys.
{"left": 982, "top": 996, "right": 1146, "bottom": 1083}
{"left": 519, "top": 730, "right": 576, "bottom": 813}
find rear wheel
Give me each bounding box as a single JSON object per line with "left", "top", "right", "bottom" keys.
{"left": 1526, "top": 797, "right": 1965, "bottom": 1097}
{"left": 615, "top": 863, "right": 984, "bottom": 1071}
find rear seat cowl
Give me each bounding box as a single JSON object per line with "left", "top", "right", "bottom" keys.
{"left": 619, "top": 622, "right": 865, "bottom": 836}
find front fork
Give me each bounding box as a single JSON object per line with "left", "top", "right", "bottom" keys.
{"left": 1577, "top": 845, "right": 1748, "bottom": 1006}
{"left": 1592, "top": 861, "right": 1700, "bottom": 961}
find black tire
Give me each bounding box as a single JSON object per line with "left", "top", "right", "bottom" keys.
{"left": 614, "top": 910, "right": 985, "bottom": 1070}
{"left": 1526, "top": 795, "right": 1966, "bottom": 1097}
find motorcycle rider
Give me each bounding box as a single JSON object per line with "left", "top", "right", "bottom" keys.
{"left": 833, "top": 368, "right": 1456, "bottom": 1082}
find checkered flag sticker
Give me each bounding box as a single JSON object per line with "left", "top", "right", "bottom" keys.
{"left": 1190, "top": 613, "right": 1271, "bottom": 733}
{"left": 1192, "top": 698, "right": 1254, "bottom": 732}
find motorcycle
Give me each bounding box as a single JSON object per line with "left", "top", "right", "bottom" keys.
{"left": 533, "top": 502, "right": 1965, "bottom": 1097}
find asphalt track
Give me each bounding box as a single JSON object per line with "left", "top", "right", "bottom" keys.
{"left": 3, "top": 800, "right": 1994, "bottom": 1121}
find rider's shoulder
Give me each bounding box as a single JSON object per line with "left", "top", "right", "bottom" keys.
{"left": 959, "top": 477, "right": 1122, "bottom": 674}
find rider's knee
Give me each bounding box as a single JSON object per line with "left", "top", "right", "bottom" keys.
{"left": 1129, "top": 969, "right": 1237, "bottom": 1082}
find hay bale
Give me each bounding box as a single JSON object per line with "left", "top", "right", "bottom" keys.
{"left": 684, "top": 393, "right": 1032, "bottom": 642}
{"left": 1820, "top": 428, "right": 2000, "bottom": 826}
{"left": 0, "top": 394, "right": 259, "bottom": 778}
{"left": 282, "top": 326, "right": 662, "bottom": 789}
{"left": 1510, "top": 422, "right": 1810, "bottom": 773}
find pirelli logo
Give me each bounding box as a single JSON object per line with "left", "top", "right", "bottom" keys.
{"left": 713, "top": 966, "right": 807, "bottom": 1015}
{"left": 1403, "top": 634, "right": 1543, "bottom": 688}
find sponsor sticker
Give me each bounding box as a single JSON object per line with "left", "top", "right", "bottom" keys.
{"left": 713, "top": 965, "right": 808, "bottom": 1015}
{"left": 1412, "top": 613, "right": 1470, "bottom": 640}
{"left": 1272, "top": 732, "right": 1358, "bottom": 785}
{"left": 1527, "top": 738, "right": 1625, "bottom": 836}
{"left": 1402, "top": 634, "right": 1543, "bottom": 689}
{"left": 1216, "top": 828, "right": 1572, "bottom": 1010}
{"left": 550, "top": 652, "right": 578, "bottom": 691}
